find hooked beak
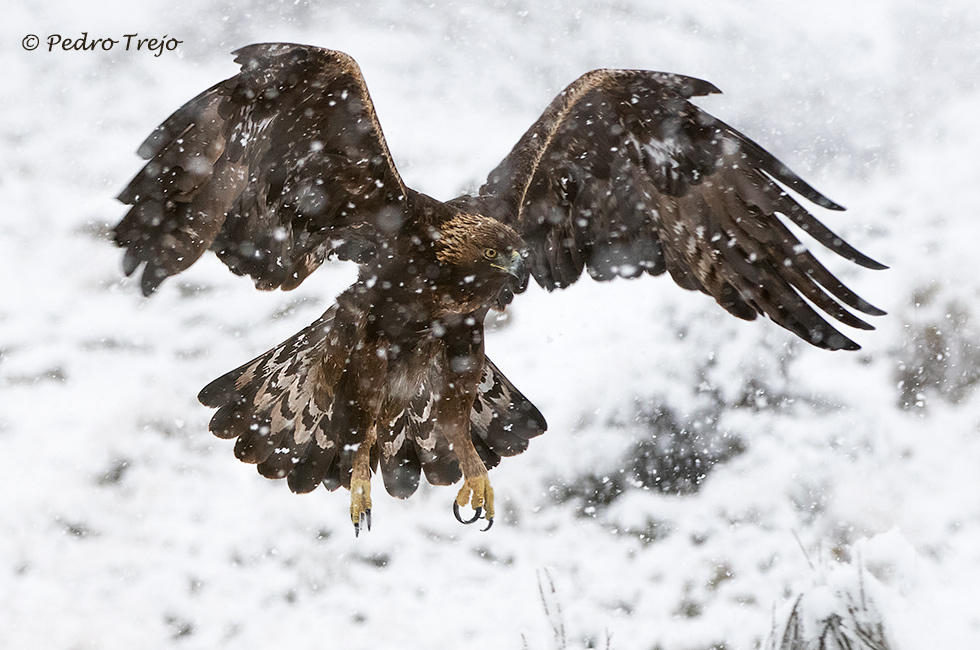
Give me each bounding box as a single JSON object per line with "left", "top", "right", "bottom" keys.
{"left": 505, "top": 249, "right": 529, "bottom": 293}
{"left": 492, "top": 250, "right": 530, "bottom": 309}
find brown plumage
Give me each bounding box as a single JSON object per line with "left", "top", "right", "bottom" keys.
{"left": 115, "top": 43, "right": 883, "bottom": 531}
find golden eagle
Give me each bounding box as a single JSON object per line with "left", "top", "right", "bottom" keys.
{"left": 115, "top": 43, "right": 883, "bottom": 533}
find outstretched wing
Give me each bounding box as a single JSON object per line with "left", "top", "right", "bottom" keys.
{"left": 480, "top": 69, "right": 885, "bottom": 350}
{"left": 115, "top": 43, "right": 407, "bottom": 295}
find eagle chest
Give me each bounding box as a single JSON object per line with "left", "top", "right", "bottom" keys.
{"left": 377, "top": 313, "right": 485, "bottom": 400}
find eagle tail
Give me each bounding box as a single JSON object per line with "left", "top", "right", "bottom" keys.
{"left": 199, "top": 302, "right": 547, "bottom": 500}
{"left": 376, "top": 356, "right": 548, "bottom": 499}
{"left": 378, "top": 379, "right": 454, "bottom": 498}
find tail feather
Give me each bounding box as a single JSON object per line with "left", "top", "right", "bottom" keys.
{"left": 375, "top": 355, "right": 547, "bottom": 498}
{"left": 286, "top": 438, "right": 339, "bottom": 494}
{"left": 207, "top": 395, "right": 253, "bottom": 440}
{"left": 255, "top": 403, "right": 323, "bottom": 480}
{"left": 388, "top": 375, "right": 461, "bottom": 492}
{"left": 320, "top": 453, "right": 346, "bottom": 492}
{"left": 377, "top": 414, "right": 424, "bottom": 499}
{"left": 415, "top": 423, "right": 463, "bottom": 488}
{"left": 470, "top": 357, "right": 547, "bottom": 467}
{"left": 232, "top": 397, "right": 295, "bottom": 465}
{"left": 257, "top": 436, "right": 312, "bottom": 480}
{"left": 197, "top": 305, "right": 356, "bottom": 493}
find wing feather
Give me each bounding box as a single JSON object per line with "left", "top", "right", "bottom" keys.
{"left": 480, "top": 69, "right": 884, "bottom": 349}
{"left": 115, "top": 43, "right": 408, "bottom": 295}
{"left": 407, "top": 359, "right": 463, "bottom": 488}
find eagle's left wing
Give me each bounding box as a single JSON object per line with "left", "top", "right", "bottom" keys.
{"left": 116, "top": 43, "right": 407, "bottom": 295}
{"left": 480, "top": 69, "right": 884, "bottom": 350}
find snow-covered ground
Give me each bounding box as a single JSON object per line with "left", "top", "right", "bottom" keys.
{"left": 4, "top": 1, "right": 980, "bottom": 648}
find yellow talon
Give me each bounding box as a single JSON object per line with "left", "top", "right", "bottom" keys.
{"left": 455, "top": 474, "right": 494, "bottom": 521}
{"left": 350, "top": 477, "right": 372, "bottom": 535}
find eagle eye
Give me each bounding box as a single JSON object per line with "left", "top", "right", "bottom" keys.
{"left": 483, "top": 248, "right": 498, "bottom": 260}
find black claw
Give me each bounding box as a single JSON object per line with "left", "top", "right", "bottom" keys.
{"left": 354, "top": 510, "right": 371, "bottom": 538}
{"left": 481, "top": 518, "right": 494, "bottom": 532}
{"left": 453, "top": 501, "right": 482, "bottom": 525}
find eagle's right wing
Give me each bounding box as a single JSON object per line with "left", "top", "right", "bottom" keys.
{"left": 115, "top": 43, "right": 408, "bottom": 295}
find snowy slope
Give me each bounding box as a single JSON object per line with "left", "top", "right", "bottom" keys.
{"left": 4, "top": 1, "right": 980, "bottom": 648}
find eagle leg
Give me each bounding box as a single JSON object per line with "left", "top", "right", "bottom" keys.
{"left": 436, "top": 318, "right": 495, "bottom": 529}
{"left": 350, "top": 425, "right": 376, "bottom": 536}
{"left": 351, "top": 477, "right": 372, "bottom": 537}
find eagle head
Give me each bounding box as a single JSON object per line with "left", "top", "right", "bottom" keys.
{"left": 434, "top": 213, "right": 529, "bottom": 309}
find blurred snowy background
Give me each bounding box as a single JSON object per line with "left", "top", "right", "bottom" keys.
{"left": 3, "top": 1, "right": 980, "bottom": 648}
